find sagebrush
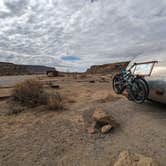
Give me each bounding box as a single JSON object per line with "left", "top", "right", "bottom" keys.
{"left": 47, "top": 93, "right": 63, "bottom": 110}
{"left": 11, "top": 79, "right": 63, "bottom": 110}
{"left": 12, "top": 79, "right": 44, "bottom": 106}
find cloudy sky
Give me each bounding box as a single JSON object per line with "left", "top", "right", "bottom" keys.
{"left": 0, "top": 0, "right": 166, "bottom": 71}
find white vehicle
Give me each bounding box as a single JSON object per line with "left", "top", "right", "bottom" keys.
{"left": 127, "top": 52, "right": 166, "bottom": 104}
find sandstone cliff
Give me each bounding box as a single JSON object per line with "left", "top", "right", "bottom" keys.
{"left": 0, "top": 62, "right": 55, "bottom": 76}
{"left": 86, "top": 61, "right": 130, "bottom": 74}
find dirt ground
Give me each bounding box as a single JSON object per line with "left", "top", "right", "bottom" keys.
{"left": 0, "top": 75, "right": 166, "bottom": 166}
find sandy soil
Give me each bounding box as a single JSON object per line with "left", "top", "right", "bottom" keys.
{"left": 0, "top": 75, "right": 165, "bottom": 166}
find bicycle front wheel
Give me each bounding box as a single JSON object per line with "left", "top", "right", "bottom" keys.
{"left": 129, "top": 79, "right": 147, "bottom": 104}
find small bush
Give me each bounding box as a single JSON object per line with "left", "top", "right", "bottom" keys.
{"left": 79, "top": 74, "right": 87, "bottom": 79}
{"left": 47, "top": 92, "right": 63, "bottom": 110}
{"left": 11, "top": 79, "right": 63, "bottom": 112}
{"left": 7, "top": 102, "right": 25, "bottom": 115}
{"left": 11, "top": 79, "right": 45, "bottom": 106}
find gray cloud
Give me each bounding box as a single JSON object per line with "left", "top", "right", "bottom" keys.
{"left": 0, "top": 0, "right": 166, "bottom": 72}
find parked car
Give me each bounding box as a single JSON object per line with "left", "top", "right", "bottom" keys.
{"left": 127, "top": 52, "right": 166, "bottom": 104}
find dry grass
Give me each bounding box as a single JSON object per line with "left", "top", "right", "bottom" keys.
{"left": 79, "top": 74, "right": 87, "bottom": 79}
{"left": 11, "top": 79, "right": 63, "bottom": 111}
{"left": 47, "top": 92, "right": 63, "bottom": 110}
{"left": 96, "top": 94, "right": 120, "bottom": 103}
{"left": 11, "top": 79, "right": 45, "bottom": 106}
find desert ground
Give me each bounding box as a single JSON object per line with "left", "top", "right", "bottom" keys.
{"left": 0, "top": 74, "right": 166, "bottom": 166}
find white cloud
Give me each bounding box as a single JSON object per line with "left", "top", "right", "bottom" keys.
{"left": 0, "top": 0, "right": 166, "bottom": 72}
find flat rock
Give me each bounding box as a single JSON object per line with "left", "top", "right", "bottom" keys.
{"left": 114, "top": 151, "right": 158, "bottom": 166}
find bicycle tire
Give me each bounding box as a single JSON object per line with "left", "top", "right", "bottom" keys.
{"left": 135, "top": 77, "right": 149, "bottom": 98}
{"left": 112, "top": 74, "right": 125, "bottom": 94}
{"left": 129, "top": 79, "right": 147, "bottom": 104}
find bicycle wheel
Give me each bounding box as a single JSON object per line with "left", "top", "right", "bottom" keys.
{"left": 129, "top": 79, "right": 147, "bottom": 104}
{"left": 112, "top": 74, "right": 125, "bottom": 94}
{"left": 135, "top": 77, "right": 149, "bottom": 98}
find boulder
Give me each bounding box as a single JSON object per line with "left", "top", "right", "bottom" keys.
{"left": 101, "top": 124, "right": 112, "bottom": 134}
{"left": 92, "top": 108, "right": 108, "bottom": 121}
{"left": 92, "top": 108, "right": 118, "bottom": 128}
{"left": 114, "top": 151, "right": 158, "bottom": 166}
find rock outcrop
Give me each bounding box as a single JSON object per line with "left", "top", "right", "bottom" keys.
{"left": 0, "top": 62, "right": 55, "bottom": 76}
{"left": 114, "top": 151, "right": 158, "bottom": 166}
{"left": 86, "top": 61, "right": 130, "bottom": 74}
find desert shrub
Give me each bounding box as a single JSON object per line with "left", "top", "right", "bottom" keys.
{"left": 7, "top": 102, "right": 26, "bottom": 115}
{"left": 79, "top": 74, "right": 87, "bottom": 79}
{"left": 11, "top": 79, "right": 45, "bottom": 106}
{"left": 47, "top": 92, "right": 63, "bottom": 110}
{"left": 11, "top": 79, "right": 63, "bottom": 112}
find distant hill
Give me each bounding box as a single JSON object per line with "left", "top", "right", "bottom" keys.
{"left": 0, "top": 62, "right": 55, "bottom": 76}
{"left": 86, "top": 61, "right": 130, "bottom": 74}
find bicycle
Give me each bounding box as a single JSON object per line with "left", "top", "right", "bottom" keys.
{"left": 112, "top": 66, "right": 149, "bottom": 104}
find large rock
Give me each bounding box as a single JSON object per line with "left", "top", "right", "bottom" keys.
{"left": 114, "top": 151, "right": 158, "bottom": 166}
{"left": 92, "top": 108, "right": 118, "bottom": 127}
{"left": 92, "top": 108, "right": 108, "bottom": 121}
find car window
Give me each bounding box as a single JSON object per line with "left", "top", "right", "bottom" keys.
{"left": 133, "top": 62, "right": 155, "bottom": 76}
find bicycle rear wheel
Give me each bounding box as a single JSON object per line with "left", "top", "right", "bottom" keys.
{"left": 112, "top": 74, "right": 125, "bottom": 94}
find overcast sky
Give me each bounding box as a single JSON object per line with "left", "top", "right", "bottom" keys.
{"left": 0, "top": 0, "right": 166, "bottom": 71}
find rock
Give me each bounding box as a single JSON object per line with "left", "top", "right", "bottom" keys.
{"left": 92, "top": 108, "right": 118, "bottom": 128}
{"left": 87, "top": 122, "right": 97, "bottom": 134}
{"left": 114, "top": 151, "right": 158, "bottom": 166}
{"left": 89, "top": 80, "right": 95, "bottom": 83}
{"left": 92, "top": 108, "right": 108, "bottom": 121}
{"left": 50, "top": 82, "right": 60, "bottom": 89}
{"left": 101, "top": 124, "right": 112, "bottom": 134}
{"left": 87, "top": 127, "right": 96, "bottom": 134}
{"left": 86, "top": 62, "right": 129, "bottom": 74}
{"left": 99, "top": 76, "right": 109, "bottom": 82}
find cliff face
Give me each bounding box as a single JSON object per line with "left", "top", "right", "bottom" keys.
{"left": 0, "top": 62, "right": 55, "bottom": 76}
{"left": 86, "top": 61, "right": 130, "bottom": 74}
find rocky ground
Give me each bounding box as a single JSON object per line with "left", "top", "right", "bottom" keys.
{"left": 0, "top": 74, "right": 165, "bottom": 166}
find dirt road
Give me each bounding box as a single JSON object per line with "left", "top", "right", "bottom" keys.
{"left": 0, "top": 75, "right": 165, "bottom": 166}
{"left": 0, "top": 75, "right": 42, "bottom": 87}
